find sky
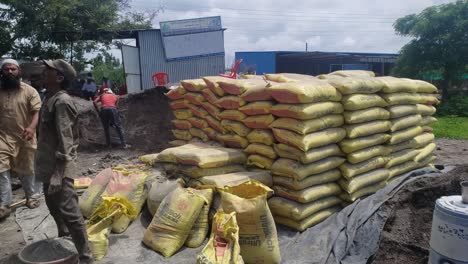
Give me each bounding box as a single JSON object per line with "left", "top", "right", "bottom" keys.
{"left": 122, "top": 0, "right": 456, "bottom": 66}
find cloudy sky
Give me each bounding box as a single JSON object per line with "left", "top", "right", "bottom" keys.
{"left": 127, "top": 0, "right": 455, "bottom": 65}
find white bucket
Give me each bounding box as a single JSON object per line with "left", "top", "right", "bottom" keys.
{"left": 429, "top": 195, "right": 468, "bottom": 264}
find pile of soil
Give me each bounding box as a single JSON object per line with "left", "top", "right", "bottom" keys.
{"left": 371, "top": 165, "right": 468, "bottom": 263}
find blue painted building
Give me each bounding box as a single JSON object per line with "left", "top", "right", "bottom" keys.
{"left": 234, "top": 51, "right": 298, "bottom": 75}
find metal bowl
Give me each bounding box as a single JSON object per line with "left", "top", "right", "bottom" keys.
{"left": 18, "top": 238, "right": 78, "bottom": 264}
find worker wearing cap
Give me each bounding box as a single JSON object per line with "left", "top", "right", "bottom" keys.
{"left": 36, "top": 59, "right": 93, "bottom": 263}
{"left": 0, "top": 58, "right": 42, "bottom": 219}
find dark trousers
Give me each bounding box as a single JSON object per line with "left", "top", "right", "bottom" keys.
{"left": 44, "top": 177, "right": 93, "bottom": 262}
{"left": 100, "top": 107, "right": 126, "bottom": 146}
{"left": 82, "top": 91, "right": 95, "bottom": 101}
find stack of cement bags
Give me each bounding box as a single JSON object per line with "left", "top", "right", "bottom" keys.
{"left": 266, "top": 75, "right": 346, "bottom": 231}
{"left": 378, "top": 77, "right": 439, "bottom": 181}
{"left": 322, "top": 75, "right": 391, "bottom": 203}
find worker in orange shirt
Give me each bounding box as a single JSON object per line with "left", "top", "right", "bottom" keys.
{"left": 93, "top": 88, "right": 128, "bottom": 148}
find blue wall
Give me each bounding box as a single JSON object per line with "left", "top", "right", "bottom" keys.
{"left": 235, "top": 51, "right": 298, "bottom": 75}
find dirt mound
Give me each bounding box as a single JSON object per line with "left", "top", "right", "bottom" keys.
{"left": 75, "top": 89, "right": 173, "bottom": 152}
{"left": 371, "top": 165, "right": 468, "bottom": 263}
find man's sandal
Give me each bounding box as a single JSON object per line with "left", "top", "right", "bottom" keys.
{"left": 0, "top": 207, "right": 11, "bottom": 219}
{"left": 25, "top": 199, "right": 40, "bottom": 209}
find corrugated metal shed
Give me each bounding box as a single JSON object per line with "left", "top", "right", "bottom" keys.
{"left": 138, "top": 30, "right": 225, "bottom": 90}
{"left": 235, "top": 51, "right": 298, "bottom": 75}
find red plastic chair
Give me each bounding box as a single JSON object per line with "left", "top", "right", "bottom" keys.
{"left": 219, "top": 59, "right": 243, "bottom": 79}
{"left": 152, "top": 72, "right": 169, "bottom": 87}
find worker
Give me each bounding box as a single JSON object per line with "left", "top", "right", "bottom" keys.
{"left": 35, "top": 59, "right": 93, "bottom": 263}
{"left": 81, "top": 77, "right": 97, "bottom": 101}
{"left": 0, "top": 58, "right": 42, "bottom": 219}
{"left": 93, "top": 87, "right": 128, "bottom": 148}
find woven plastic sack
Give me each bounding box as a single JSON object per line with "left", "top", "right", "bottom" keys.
{"left": 272, "top": 169, "right": 341, "bottom": 191}
{"left": 343, "top": 107, "right": 390, "bottom": 124}
{"left": 216, "top": 96, "right": 246, "bottom": 109}
{"left": 206, "top": 116, "right": 226, "bottom": 133}
{"left": 201, "top": 89, "right": 221, "bottom": 106}
{"left": 271, "top": 157, "right": 345, "bottom": 181}
{"left": 219, "top": 110, "right": 246, "bottom": 121}
{"left": 347, "top": 145, "right": 391, "bottom": 164}
{"left": 173, "top": 109, "right": 193, "bottom": 120}
{"left": 180, "top": 165, "right": 245, "bottom": 178}
{"left": 172, "top": 119, "right": 192, "bottom": 130}
{"left": 143, "top": 187, "right": 207, "bottom": 257}
{"left": 168, "top": 140, "right": 188, "bottom": 147}
{"left": 391, "top": 114, "right": 423, "bottom": 132}
{"left": 203, "top": 76, "right": 228, "bottom": 96}
{"left": 218, "top": 79, "right": 268, "bottom": 95}
{"left": 188, "top": 105, "right": 210, "bottom": 119}
{"left": 244, "top": 143, "right": 277, "bottom": 159}
{"left": 273, "top": 183, "right": 341, "bottom": 203}
{"left": 380, "top": 93, "right": 420, "bottom": 106}
{"left": 273, "top": 127, "right": 346, "bottom": 152}
{"left": 274, "top": 206, "right": 341, "bottom": 231}
{"left": 385, "top": 149, "right": 419, "bottom": 168}
{"left": 274, "top": 143, "right": 343, "bottom": 164}
{"left": 414, "top": 143, "right": 436, "bottom": 163}
{"left": 388, "top": 155, "right": 435, "bottom": 180}
{"left": 269, "top": 196, "right": 341, "bottom": 221}
{"left": 170, "top": 99, "right": 189, "bottom": 110}
{"left": 377, "top": 76, "right": 419, "bottom": 93}
{"left": 413, "top": 79, "right": 438, "bottom": 93}
{"left": 418, "top": 94, "right": 440, "bottom": 105}
{"left": 188, "top": 117, "right": 209, "bottom": 129}
{"left": 246, "top": 154, "right": 273, "bottom": 169}
{"left": 344, "top": 120, "right": 391, "bottom": 139}
{"left": 338, "top": 169, "right": 389, "bottom": 194}
{"left": 339, "top": 133, "right": 390, "bottom": 154}
{"left": 422, "top": 126, "right": 434, "bottom": 132}
{"left": 326, "top": 77, "right": 384, "bottom": 94}
{"left": 389, "top": 126, "right": 423, "bottom": 145}
{"left": 247, "top": 129, "right": 275, "bottom": 145}
{"left": 388, "top": 139, "right": 419, "bottom": 153}
{"left": 201, "top": 102, "right": 221, "bottom": 118}
{"left": 264, "top": 73, "right": 317, "bottom": 83}
{"left": 172, "top": 129, "right": 193, "bottom": 141}
{"left": 79, "top": 168, "right": 113, "bottom": 218}
{"left": 340, "top": 181, "right": 386, "bottom": 202}
{"left": 195, "top": 171, "right": 273, "bottom": 188}
{"left": 166, "top": 86, "right": 187, "bottom": 100}
{"left": 203, "top": 127, "right": 218, "bottom": 140}
{"left": 421, "top": 116, "right": 438, "bottom": 126}
{"left": 184, "top": 92, "right": 206, "bottom": 105}
{"left": 267, "top": 80, "right": 341, "bottom": 104}
{"left": 240, "top": 83, "right": 273, "bottom": 102}
{"left": 342, "top": 94, "right": 387, "bottom": 110}
{"left": 217, "top": 134, "right": 249, "bottom": 148}
{"left": 219, "top": 181, "right": 281, "bottom": 264}
{"left": 221, "top": 120, "right": 251, "bottom": 137}
{"left": 138, "top": 153, "right": 160, "bottom": 166}
{"left": 181, "top": 78, "right": 207, "bottom": 92}
{"left": 243, "top": 114, "right": 275, "bottom": 129}
{"left": 270, "top": 102, "right": 343, "bottom": 120}
{"left": 157, "top": 143, "right": 207, "bottom": 163}
{"left": 147, "top": 178, "right": 185, "bottom": 216}
{"left": 416, "top": 104, "right": 437, "bottom": 116}
{"left": 328, "top": 70, "right": 375, "bottom": 78}
{"left": 185, "top": 188, "right": 214, "bottom": 248}
{"left": 340, "top": 156, "right": 388, "bottom": 179}
{"left": 388, "top": 105, "right": 418, "bottom": 119}
{"left": 197, "top": 211, "right": 244, "bottom": 264}
{"left": 239, "top": 101, "right": 273, "bottom": 115}
{"left": 269, "top": 115, "right": 343, "bottom": 135}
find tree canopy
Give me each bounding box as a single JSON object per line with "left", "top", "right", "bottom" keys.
{"left": 0, "top": 0, "right": 159, "bottom": 71}
{"left": 392, "top": 0, "right": 468, "bottom": 97}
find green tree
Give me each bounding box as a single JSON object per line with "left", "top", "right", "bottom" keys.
{"left": 392, "top": 0, "right": 468, "bottom": 99}
{"left": 0, "top": 0, "right": 160, "bottom": 71}
{"left": 90, "top": 50, "right": 125, "bottom": 88}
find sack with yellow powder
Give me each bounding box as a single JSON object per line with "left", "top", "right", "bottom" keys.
{"left": 79, "top": 168, "right": 113, "bottom": 218}
{"left": 185, "top": 188, "right": 214, "bottom": 248}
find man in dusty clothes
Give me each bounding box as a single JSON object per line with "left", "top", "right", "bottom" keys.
{"left": 0, "top": 58, "right": 42, "bottom": 219}
{"left": 36, "top": 59, "right": 93, "bottom": 263}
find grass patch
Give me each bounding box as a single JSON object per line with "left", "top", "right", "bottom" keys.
{"left": 432, "top": 116, "right": 468, "bottom": 139}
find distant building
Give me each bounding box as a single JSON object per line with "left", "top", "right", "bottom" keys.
{"left": 235, "top": 51, "right": 398, "bottom": 76}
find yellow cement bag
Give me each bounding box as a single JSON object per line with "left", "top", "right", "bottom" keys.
{"left": 418, "top": 94, "right": 440, "bottom": 105}
{"left": 197, "top": 211, "right": 244, "bottom": 264}
{"left": 377, "top": 76, "right": 419, "bottom": 93}
{"left": 340, "top": 156, "right": 388, "bottom": 179}
{"left": 169, "top": 99, "right": 189, "bottom": 110}
{"left": 166, "top": 86, "right": 187, "bottom": 100}
{"left": 143, "top": 187, "right": 207, "bottom": 257}
{"left": 74, "top": 177, "right": 93, "bottom": 189}
{"left": 272, "top": 127, "right": 346, "bottom": 152}
{"left": 139, "top": 153, "right": 160, "bottom": 166}
{"left": 219, "top": 110, "right": 246, "bottom": 121}
{"left": 416, "top": 104, "right": 437, "bottom": 116}
{"left": 380, "top": 93, "right": 420, "bottom": 106}
{"left": 203, "top": 127, "right": 218, "bottom": 140}
{"left": 269, "top": 196, "right": 342, "bottom": 221}
{"left": 342, "top": 94, "right": 387, "bottom": 111}
{"left": 188, "top": 105, "right": 210, "bottom": 119}
{"left": 347, "top": 145, "right": 391, "bottom": 164}
{"left": 388, "top": 105, "right": 418, "bottom": 119}
{"left": 388, "top": 139, "right": 419, "bottom": 153}
{"left": 247, "top": 129, "right": 275, "bottom": 145}
{"left": 168, "top": 140, "right": 188, "bottom": 146}
{"left": 340, "top": 181, "right": 386, "bottom": 202}
{"left": 264, "top": 73, "right": 317, "bottom": 83}
{"left": 343, "top": 107, "right": 390, "bottom": 124}
{"left": 190, "top": 128, "right": 209, "bottom": 142}
{"left": 246, "top": 154, "right": 274, "bottom": 169}
{"left": 385, "top": 149, "right": 420, "bottom": 168}
{"left": 329, "top": 70, "right": 375, "bottom": 78}
{"left": 219, "top": 181, "right": 281, "bottom": 264}
{"left": 239, "top": 101, "right": 273, "bottom": 116}
{"left": 421, "top": 116, "right": 438, "bottom": 126}
{"left": 188, "top": 117, "right": 209, "bottom": 129}
{"left": 203, "top": 76, "right": 228, "bottom": 96}
{"left": 244, "top": 143, "right": 277, "bottom": 159}
{"left": 218, "top": 79, "right": 268, "bottom": 95}
{"left": 172, "top": 129, "right": 193, "bottom": 141}
{"left": 326, "top": 77, "right": 384, "bottom": 94}
{"left": 181, "top": 78, "right": 207, "bottom": 92}
{"left": 272, "top": 169, "right": 341, "bottom": 191}
{"left": 413, "top": 80, "right": 438, "bottom": 93}
{"left": 147, "top": 178, "right": 185, "bottom": 216}
{"left": 391, "top": 114, "right": 423, "bottom": 132}
{"left": 269, "top": 115, "right": 344, "bottom": 135}
{"left": 389, "top": 126, "right": 423, "bottom": 145}
{"left": 243, "top": 114, "right": 275, "bottom": 129}
{"left": 201, "top": 88, "right": 221, "bottom": 106}
{"left": 79, "top": 168, "right": 113, "bottom": 218}
{"left": 184, "top": 92, "right": 206, "bottom": 105}
{"left": 206, "top": 116, "right": 226, "bottom": 133}
{"left": 414, "top": 143, "right": 436, "bottom": 163}
{"left": 172, "top": 119, "right": 192, "bottom": 130}
{"left": 157, "top": 143, "right": 208, "bottom": 163}
{"left": 388, "top": 155, "right": 435, "bottom": 179}
{"left": 196, "top": 171, "right": 273, "bottom": 188}
{"left": 339, "top": 133, "right": 390, "bottom": 154}
{"left": 186, "top": 188, "right": 214, "bottom": 248}
{"left": 422, "top": 126, "right": 434, "bottom": 132}
{"left": 338, "top": 169, "right": 389, "bottom": 194}
{"left": 241, "top": 74, "right": 263, "bottom": 79}
{"left": 271, "top": 157, "right": 345, "bottom": 181}
{"left": 173, "top": 109, "right": 193, "bottom": 120}
{"left": 274, "top": 143, "right": 343, "bottom": 164}
{"left": 239, "top": 83, "right": 274, "bottom": 103}
{"left": 344, "top": 120, "right": 391, "bottom": 139}
{"left": 217, "top": 134, "right": 249, "bottom": 149}
{"left": 217, "top": 96, "right": 246, "bottom": 109}
{"left": 273, "top": 183, "right": 341, "bottom": 203}
{"left": 273, "top": 206, "right": 341, "bottom": 231}
{"left": 201, "top": 102, "right": 222, "bottom": 118}
{"left": 267, "top": 80, "right": 342, "bottom": 104}
{"left": 270, "top": 102, "right": 343, "bottom": 120}
{"left": 221, "top": 120, "right": 251, "bottom": 137}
